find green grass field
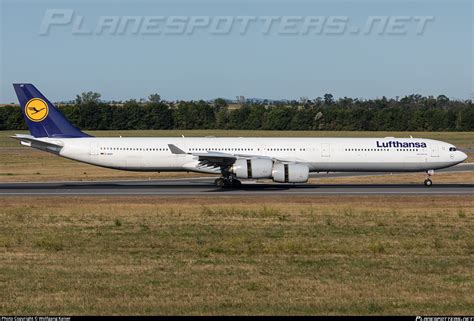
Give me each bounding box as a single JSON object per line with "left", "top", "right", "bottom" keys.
{"left": 0, "top": 196, "right": 473, "bottom": 315}
{"left": 1, "top": 130, "right": 473, "bottom": 315}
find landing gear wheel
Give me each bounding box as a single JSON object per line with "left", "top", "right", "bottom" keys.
{"left": 214, "top": 178, "right": 225, "bottom": 187}
{"left": 424, "top": 178, "right": 433, "bottom": 187}
{"left": 215, "top": 177, "right": 241, "bottom": 188}
{"left": 217, "top": 166, "right": 240, "bottom": 189}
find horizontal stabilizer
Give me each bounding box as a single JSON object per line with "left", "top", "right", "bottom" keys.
{"left": 11, "top": 134, "right": 64, "bottom": 154}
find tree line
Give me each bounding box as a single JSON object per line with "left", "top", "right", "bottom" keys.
{"left": 1, "top": 93, "right": 473, "bottom": 131}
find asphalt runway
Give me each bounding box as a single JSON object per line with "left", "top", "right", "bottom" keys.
{"left": 0, "top": 181, "right": 472, "bottom": 196}
{"left": 1, "top": 163, "right": 473, "bottom": 196}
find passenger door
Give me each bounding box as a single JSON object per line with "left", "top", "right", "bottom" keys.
{"left": 321, "top": 143, "right": 330, "bottom": 157}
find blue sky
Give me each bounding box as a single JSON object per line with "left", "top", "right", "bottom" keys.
{"left": 1, "top": 0, "right": 472, "bottom": 102}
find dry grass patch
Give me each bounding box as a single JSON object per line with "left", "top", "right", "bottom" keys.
{"left": 467, "top": 152, "right": 474, "bottom": 163}
{"left": 0, "top": 195, "right": 473, "bottom": 315}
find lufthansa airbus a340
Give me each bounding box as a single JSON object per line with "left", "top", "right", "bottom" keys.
{"left": 12, "top": 84, "right": 468, "bottom": 188}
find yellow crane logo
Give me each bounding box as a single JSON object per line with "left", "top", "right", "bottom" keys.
{"left": 25, "top": 98, "right": 49, "bottom": 122}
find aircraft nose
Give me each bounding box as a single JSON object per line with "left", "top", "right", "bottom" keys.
{"left": 459, "top": 151, "right": 468, "bottom": 162}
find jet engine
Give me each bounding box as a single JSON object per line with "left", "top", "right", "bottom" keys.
{"left": 272, "top": 163, "right": 309, "bottom": 183}
{"left": 231, "top": 158, "right": 273, "bottom": 179}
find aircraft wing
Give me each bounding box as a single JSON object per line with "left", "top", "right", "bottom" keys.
{"left": 11, "top": 134, "right": 64, "bottom": 154}
{"left": 168, "top": 143, "right": 281, "bottom": 169}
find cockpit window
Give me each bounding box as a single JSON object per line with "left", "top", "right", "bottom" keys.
{"left": 449, "top": 147, "right": 456, "bottom": 152}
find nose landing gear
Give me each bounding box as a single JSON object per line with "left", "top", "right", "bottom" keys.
{"left": 424, "top": 170, "right": 434, "bottom": 187}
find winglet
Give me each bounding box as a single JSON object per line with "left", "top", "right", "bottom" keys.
{"left": 168, "top": 144, "right": 186, "bottom": 154}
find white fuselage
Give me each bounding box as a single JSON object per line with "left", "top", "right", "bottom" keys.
{"left": 42, "top": 136, "right": 467, "bottom": 174}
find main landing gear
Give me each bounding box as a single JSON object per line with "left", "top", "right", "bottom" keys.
{"left": 424, "top": 170, "right": 434, "bottom": 187}
{"left": 214, "top": 176, "right": 242, "bottom": 188}
{"left": 214, "top": 177, "right": 242, "bottom": 188}
{"left": 214, "top": 167, "right": 242, "bottom": 188}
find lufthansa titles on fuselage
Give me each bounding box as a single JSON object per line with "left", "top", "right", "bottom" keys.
{"left": 376, "top": 141, "right": 427, "bottom": 148}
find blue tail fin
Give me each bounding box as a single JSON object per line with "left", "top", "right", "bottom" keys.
{"left": 13, "top": 83, "right": 90, "bottom": 138}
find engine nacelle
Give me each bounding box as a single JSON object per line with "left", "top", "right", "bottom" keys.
{"left": 272, "top": 163, "right": 309, "bottom": 183}
{"left": 231, "top": 158, "right": 273, "bottom": 179}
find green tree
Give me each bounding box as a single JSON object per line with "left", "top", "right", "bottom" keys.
{"left": 324, "top": 93, "right": 334, "bottom": 105}
{"left": 75, "top": 92, "right": 101, "bottom": 105}
{"left": 264, "top": 107, "right": 292, "bottom": 130}
{"left": 290, "top": 108, "right": 315, "bottom": 130}
{"left": 146, "top": 102, "right": 174, "bottom": 129}
{"left": 148, "top": 94, "right": 161, "bottom": 104}
{"left": 214, "top": 98, "right": 228, "bottom": 109}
